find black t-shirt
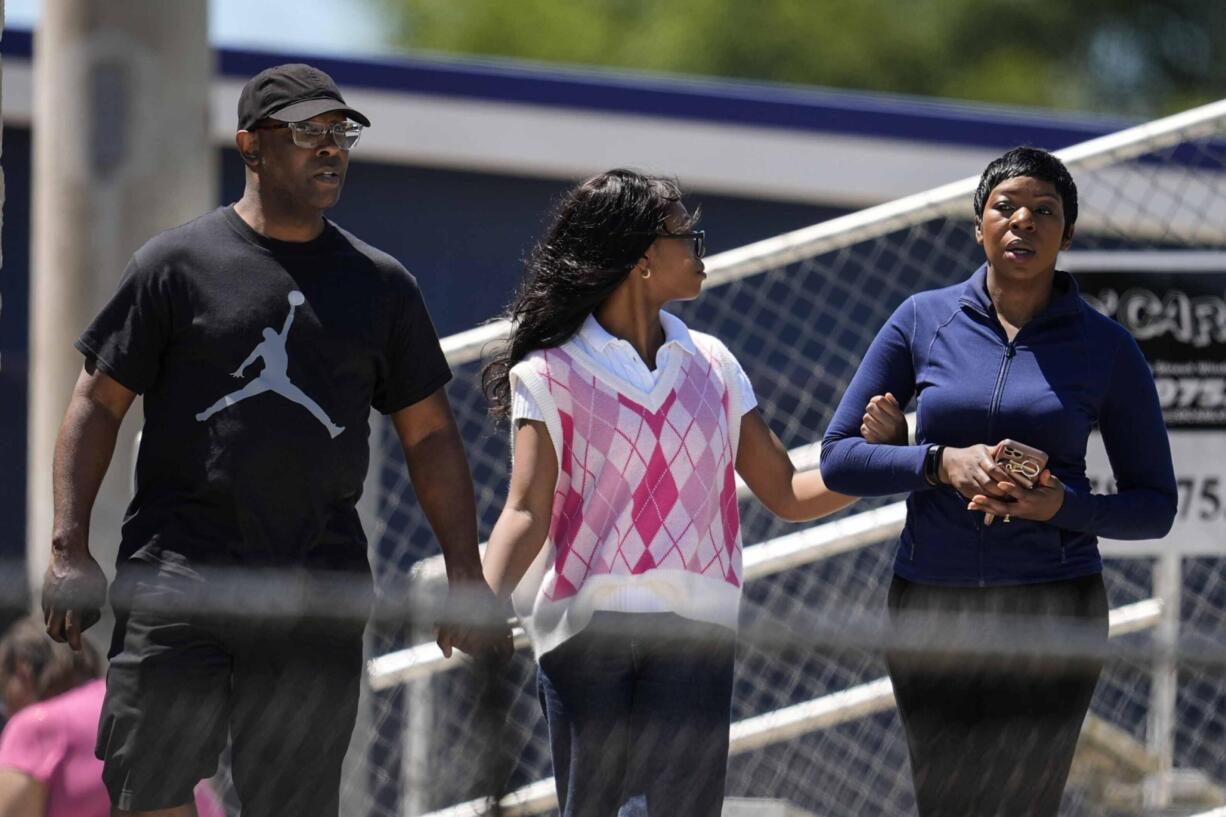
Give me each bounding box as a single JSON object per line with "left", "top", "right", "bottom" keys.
{"left": 77, "top": 206, "right": 452, "bottom": 573}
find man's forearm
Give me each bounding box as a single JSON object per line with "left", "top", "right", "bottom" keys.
{"left": 402, "top": 426, "right": 482, "bottom": 580}
{"left": 52, "top": 395, "right": 124, "bottom": 556}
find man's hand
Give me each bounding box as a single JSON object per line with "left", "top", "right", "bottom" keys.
{"left": 393, "top": 389, "right": 514, "bottom": 663}
{"left": 938, "top": 444, "right": 1013, "bottom": 501}
{"left": 861, "top": 393, "right": 908, "bottom": 445}
{"left": 42, "top": 545, "right": 108, "bottom": 651}
{"left": 968, "top": 469, "right": 1066, "bottom": 523}
{"left": 435, "top": 576, "right": 514, "bottom": 664}
{"left": 44, "top": 367, "right": 133, "bottom": 651}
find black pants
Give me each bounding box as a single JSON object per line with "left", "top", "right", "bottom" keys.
{"left": 886, "top": 573, "right": 1108, "bottom": 817}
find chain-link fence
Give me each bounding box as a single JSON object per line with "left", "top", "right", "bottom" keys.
{"left": 355, "top": 100, "right": 1226, "bottom": 817}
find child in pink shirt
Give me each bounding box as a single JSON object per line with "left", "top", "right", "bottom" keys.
{"left": 0, "top": 618, "right": 223, "bottom": 817}
{"left": 1, "top": 679, "right": 113, "bottom": 817}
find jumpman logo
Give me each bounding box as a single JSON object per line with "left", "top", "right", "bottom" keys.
{"left": 195, "top": 291, "right": 344, "bottom": 438}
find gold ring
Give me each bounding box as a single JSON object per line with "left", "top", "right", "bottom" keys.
{"left": 1003, "top": 514, "right": 1012, "bottom": 523}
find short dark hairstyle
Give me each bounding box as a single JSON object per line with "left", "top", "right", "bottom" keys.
{"left": 973, "top": 147, "right": 1078, "bottom": 238}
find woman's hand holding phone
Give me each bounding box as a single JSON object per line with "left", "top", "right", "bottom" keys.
{"left": 937, "top": 444, "right": 1014, "bottom": 505}
{"left": 966, "top": 440, "right": 1065, "bottom": 524}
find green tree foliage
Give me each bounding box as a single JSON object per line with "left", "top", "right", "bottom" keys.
{"left": 379, "top": 0, "right": 1223, "bottom": 116}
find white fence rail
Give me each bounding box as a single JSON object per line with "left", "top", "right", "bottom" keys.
{"left": 440, "top": 99, "right": 1226, "bottom": 366}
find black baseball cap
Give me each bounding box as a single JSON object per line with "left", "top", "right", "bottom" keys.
{"left": 237, "top": 63, "right": 371, "bottom": 131}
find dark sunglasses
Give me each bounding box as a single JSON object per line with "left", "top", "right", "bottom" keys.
{"left": 634, "top": 230, "right": 706, "bottom": 258}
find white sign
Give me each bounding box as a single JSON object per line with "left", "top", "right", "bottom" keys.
{"left": 1087, "top": 432, "right": 1226, "bottom": 557}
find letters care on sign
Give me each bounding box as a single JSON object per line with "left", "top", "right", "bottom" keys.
{"left": 1065, "top": 251, "right": 1226, "bottom": 556}
{"left": 1081, "top": 275, "right": 1226, "bottom": 428}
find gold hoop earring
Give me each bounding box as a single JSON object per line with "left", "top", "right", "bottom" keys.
{"left": 641, "top": 267, "right": 652, "bottom": 279}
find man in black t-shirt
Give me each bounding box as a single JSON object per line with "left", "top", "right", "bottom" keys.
{"left": 40, "top": 63, "right": 509, "bottom": 817}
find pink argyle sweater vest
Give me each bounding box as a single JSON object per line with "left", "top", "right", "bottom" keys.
{"left": 509, "top": 331, "right": 745, "bottom": 657}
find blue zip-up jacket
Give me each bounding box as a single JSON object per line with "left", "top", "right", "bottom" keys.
{"left": 820, "top": 265, "right": 1177, "bottom": 587}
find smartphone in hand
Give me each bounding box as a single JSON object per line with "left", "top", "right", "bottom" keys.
{"left": 983, "top": 439, "right": 1048, "bottom": 524}
{"left": 993, "top": 439, "right": 1048, "bottom": 489}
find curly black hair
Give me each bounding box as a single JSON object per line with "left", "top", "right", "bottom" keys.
{"left": 482, "top": 169, "right": 697, "bottom": 417}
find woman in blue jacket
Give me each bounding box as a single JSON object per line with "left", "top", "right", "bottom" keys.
{"left": 820, "top": 147, "right": 1177, "bottom": 817}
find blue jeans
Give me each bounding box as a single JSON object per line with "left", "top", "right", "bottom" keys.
{"left": 537, "top": 612, "right": 736, "bottom": 817}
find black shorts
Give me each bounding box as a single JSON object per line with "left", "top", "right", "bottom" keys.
{"left": 97, "top": 563, "right": 367, "bottom": 816}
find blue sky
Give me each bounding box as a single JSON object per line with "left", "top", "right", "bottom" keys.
{"left": 5, "top": 0, "right": 394, "bottom": 56}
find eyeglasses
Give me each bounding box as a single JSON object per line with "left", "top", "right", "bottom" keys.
{"left": 635, "top": 230, "right": 706, "bottom": 258}
{"left": 250, "top": 120, "right": 364, "bottom": 150}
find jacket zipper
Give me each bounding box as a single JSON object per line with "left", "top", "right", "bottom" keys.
{"left": 988, "top": 340, "right": 1016, "bottom": 431}
{"left": 981, "top": 339, "right": 1016, "bottom": 586}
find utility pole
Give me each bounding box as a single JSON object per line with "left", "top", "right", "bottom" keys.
{"left": 28, "top": 1, "right": 213, "bottom": 615}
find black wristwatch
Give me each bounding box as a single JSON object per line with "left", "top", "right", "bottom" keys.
{"left": 923, "top": 444, "right": 945, "bottom": 487}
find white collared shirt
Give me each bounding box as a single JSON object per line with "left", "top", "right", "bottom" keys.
{"left": 511, "top": 311, "right": 757, "bottom": 422}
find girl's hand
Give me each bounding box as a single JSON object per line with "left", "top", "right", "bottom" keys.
{"left": 861, "top": 393, "right": 908, "bottom": 445}
{"left": 968, "top": 469, "right": 1066, "bottom": 523}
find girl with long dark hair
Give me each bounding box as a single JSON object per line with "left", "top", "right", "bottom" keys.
{"left": 481, "top": 169, "right": 904, "bottom": 816}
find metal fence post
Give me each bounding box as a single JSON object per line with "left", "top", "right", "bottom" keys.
{"left": 1144, "top": 550, "right": 1182, "bottom": 810}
